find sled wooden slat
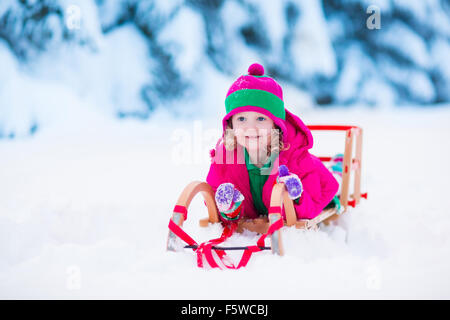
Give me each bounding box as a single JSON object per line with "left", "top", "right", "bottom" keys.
{"left": 268, "top": 183, "right": 286, "bottom": 255}
{"left": 340, "top": 127, "right": 353, "bottom": 210}
{"left": 297, "top": 208, "right": 338, "bottom": 229}
{"left": 283, "top": 190, "right": 297, "bottom": 226}
{"left": 237, "top": 218, "right": 269, "bottom": 234}
{"left": 353, "top": 128, "right": 363, "bottom": 205}
{"left": 235, "top": 206, "right": 337, "bottom": 232}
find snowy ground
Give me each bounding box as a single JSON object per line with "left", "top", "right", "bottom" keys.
{"left": 1, "top": 104, "right": 450, "bottom": 299}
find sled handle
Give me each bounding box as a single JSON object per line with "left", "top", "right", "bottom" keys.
{"left": 167, "top": 181, "right": 219, "bottom": 252}
{"left": 268, "top": 183, "right": 290, "bottom": 256}
{"left": 172, "top": 181, "right": 219, "bottom": 226}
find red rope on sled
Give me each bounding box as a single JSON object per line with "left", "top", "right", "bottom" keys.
{"left": 168, "top": 209, "right": 284, "bottom": 269}
{"left": 268, "top": 206, "right": 282, "bottom": 214}
{"left": 168, "top": 219, "right": 197, "bottom": 249}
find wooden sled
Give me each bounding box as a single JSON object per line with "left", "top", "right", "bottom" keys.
{"left": 167, "top": 125, "right": 367, "bottom": 256}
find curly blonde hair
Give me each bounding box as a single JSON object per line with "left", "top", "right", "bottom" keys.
{"left": 223, "top": 118, "right": 287, "bottom": 156}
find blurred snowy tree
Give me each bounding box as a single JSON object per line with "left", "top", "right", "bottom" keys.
{"left": 0, "top": 0, "right": 67, "bottom": 59}
{"left": 1, "top": 0, "right": 450, "bottom": 138}
{"left": 322, "top": 0, "right": 450, "bottom": 105}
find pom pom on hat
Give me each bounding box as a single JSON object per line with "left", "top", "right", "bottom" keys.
{"left": 248, "top": 63, "right": 264, "bottom": 76}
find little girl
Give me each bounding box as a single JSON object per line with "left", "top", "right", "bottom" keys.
{"left": 207, "top": 63, "right": 339, "bottom": 223}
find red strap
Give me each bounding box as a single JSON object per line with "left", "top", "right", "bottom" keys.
{"left": 196, "top": 223, "right": 237, "bottom": 268}
{"left": 268, "top": 206, "right": 282, "bottom": 214}
{"left": 257, "top": 216, "right": 283, "bottom": 248}
{"left": 212, "top": 216, "right": 284, "bottom": 269}
{"left": 236, "top": 217, "right": 284, "bottom": 268}
{"left": 236, "top": 245, "right": 261, "bottom": 268}
{"left": 173, "top": 205, "right": 188, "bottom": 220}
{"left": 168, "top": 210, "right": 284, "bottom": 269}
{"left": 168, "top": 219, "right": 197, "bottom": 248}
{"left": 198, "top": 243, "right": 220, "bottom": 268}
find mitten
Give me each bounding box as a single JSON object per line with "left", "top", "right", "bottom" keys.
{"left": 215, "top": 183, "right": 245, "bottom": 221}
{"left": 277, "top": 165, "right": 303, "bottom": 200}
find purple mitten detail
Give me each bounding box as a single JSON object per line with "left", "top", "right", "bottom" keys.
{"left": 215, "top": 183, "right": 236, "bottom": 212}
{"left": 232, "top": 188, "right": 244, "bottom": 203}
{"left": 284, "top": 174, "right": 303, "bottom": 199}
{"left": 278, "top": 165, "right": 290, "bottom": 177}
{"left": 277, "top": 165, "right": 303, "bottom": 200}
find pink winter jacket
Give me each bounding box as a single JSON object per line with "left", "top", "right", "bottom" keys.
{"left": 206, "top": 109, "right": 339, "bottom": 220}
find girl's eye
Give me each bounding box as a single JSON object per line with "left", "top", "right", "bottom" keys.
{"left": 257, "top": 116, "right": 266, "bottom": 121}
{"left": 237, "top": 116, "right": 246, "bottom": 122}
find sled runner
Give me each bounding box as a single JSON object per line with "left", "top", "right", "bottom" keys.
{"left": 167, "top": 125, "right": 367, "bottom": 267}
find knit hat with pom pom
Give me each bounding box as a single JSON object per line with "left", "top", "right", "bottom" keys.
{"left": 222, "top": 63, "right": 286, "bottom": 135}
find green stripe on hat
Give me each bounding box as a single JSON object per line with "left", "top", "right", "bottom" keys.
{"left": 225, "top": 89, "right": 285, "bottom": 120}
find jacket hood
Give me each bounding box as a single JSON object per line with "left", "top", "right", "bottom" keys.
{"left": 281, "top": 108, "right": 314, "bottom": 159}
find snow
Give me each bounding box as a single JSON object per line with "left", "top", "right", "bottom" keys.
{"left": 245, "top": 0, "right": 287, "bottom": 58}
{"left": 219, "top": 0, "right": 265, "bottom": 75}
{"left": 157, "top": 6, "right": 206, "bottom": 76}
{"left": 361, "top": 0, "right": 392, "bottom": 12}
{"left": 59, "top": 0, "right": 104, "bottom": 44}
{"left": 1, "top": 102, "right": 450, "bottom": 299}
{"left": 379, "top": 56, "right": 436, "bottom": 103}
{"left": 360, "top": 76, "right": 397, "bottom": 107}
{"left": 335, "top": 45, "right": 365, "bottom": 103}
{"left": 1, "top": 0, "right": 450, "bottom": 299}
{"left": 134, "top": 0, "right": 183, "bottom": 32}
{"left": 289, "top": 0, "right": 337, "bottom": 78}
{"left": 0, "top": 23, "right": 153, "bottom": 137}
{"left": 430, "top": 38, "right": 450, "bottom": 101}
{"left": 96, "top": 0, "right": 125, "bottom": 31}
{"left": 376, "top": 20, "right": 431, "bottom": 69}
{"left": 394, "top": 0, "right": 450, "bottom": 37}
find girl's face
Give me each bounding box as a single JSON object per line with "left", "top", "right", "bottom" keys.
{"left": 231, "top": 111, "right": 275, "bottom": 152}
